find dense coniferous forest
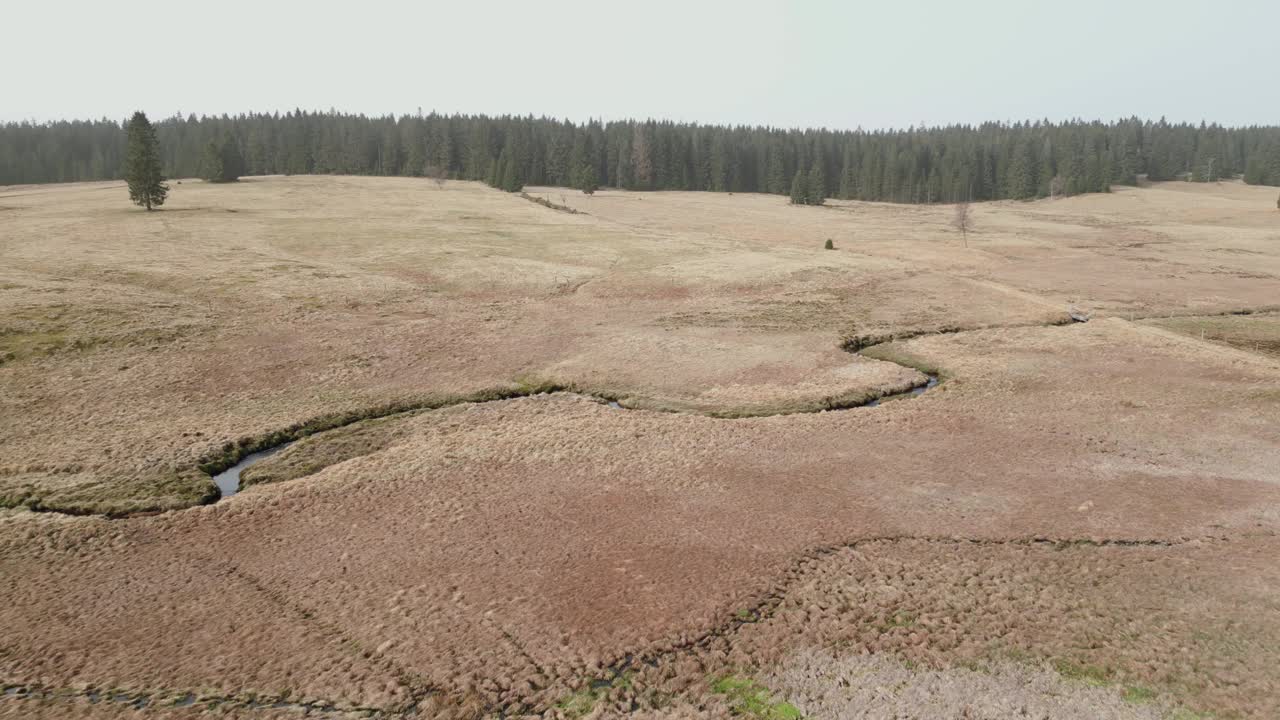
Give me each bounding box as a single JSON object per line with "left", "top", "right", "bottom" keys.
{"left": 3, "top": 111, "right": 1280, "bottom": 202}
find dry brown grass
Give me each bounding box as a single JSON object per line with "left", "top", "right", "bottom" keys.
{"left": 1144, "top": 311, "right": 1280, "bottom": 358}
{"left": 5, "top": 177, "right": 1276, "bottom": 512}
{"left": 2, "top": 177, "right": 1279, "bottom": 718}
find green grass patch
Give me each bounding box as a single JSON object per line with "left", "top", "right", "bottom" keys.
{"left": 1122, "top": 685, "right": 1158, "bottom": 704}
{"left": 556, "top": 671, "right": 634, "bottom": 718}
{"left": 0, "top": 329, "right": 70, "bottom": 362}
{"left": 889, "top": 611, "right": 916, "bottom": 628}
{"left": 1052, "top": 659, "right": 1111, "bottom": 687}
{"left": 710, "top": 675, "right": 802, "bottom": 719}
{"left": 556, "top": 689, "right": 600, "bottom": 718}
{"left": 4, "top": 467, "right": 218, "bottom": 518}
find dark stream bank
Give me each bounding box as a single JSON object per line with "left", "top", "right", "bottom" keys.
{"left": 209, "top": 374, "right": 941, "bottom": 500}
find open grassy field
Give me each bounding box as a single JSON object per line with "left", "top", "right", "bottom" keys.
{"left": 2, "top": 177, "right": 1278, "bottom": 718}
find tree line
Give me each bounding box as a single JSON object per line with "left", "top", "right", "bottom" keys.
{"left": 4, "top": 111, "right": 1280, "bottom": 202}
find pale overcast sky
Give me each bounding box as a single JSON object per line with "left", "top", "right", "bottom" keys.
{"left": 4, "top": 0, "right": 1276, "bottom": 129}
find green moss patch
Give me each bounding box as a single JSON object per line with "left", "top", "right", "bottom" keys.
{"left": 1122, "top": 685, "right": 1158, "bottom": 704}
{"left": 710, "top": 675, "right": 802, "bottom": 719}
{"left": 1052, "top": 659, "right": 1111, "bottom": 687}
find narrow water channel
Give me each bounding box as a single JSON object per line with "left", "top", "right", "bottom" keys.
{"left": 209, "top": 373, "right": 940, "bottom": 500}
{"left": 211, "top": 442, "right": 295, "bottom": 498}
{"left": 864, "top": 374, "right": 939, "bottom": 407}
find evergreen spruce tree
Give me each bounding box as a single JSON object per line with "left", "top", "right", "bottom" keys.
{"left": 1267, "top": 142, "right": 1280, "bottom": 186}
{"left": 576, "top": 162, "right": 598, "bottom": 194}
{"left": 498, "top": 147, "right": 523, "bottom": 192}
{"left": 837, "top": 147, "right": 856, "bottom": 199}
{"left": 201, "top": 134, "right": 244, "bottom": 183}
{"left": 573, "top": 133, "right": 598, "bottom": 194}
{"left": 6, "top": 110, "right": 1280, "bottom": 200}
{"left": 201, "top": 140, "right": 224, "bottom": 183}
{"left": 807, "top": 162, "right": 825, "bottom": 205}
{"left": 1008, "top": 138, "right": 1038, "bottom": 199}
{"left": 766, "top": 146, "right": 787, "bottom": 195}
{"left": 221, "top": 135, "right": 245, "bottom": 180}
{"left": 123, "top": 111, "right": 168, "bottom": 210}
{"left": 247, "top": 129, "right": 269, "bottom": 174}
{"left": 789, "top": 169, "right": 806, "bottom": 205}
{"left": 1244, "top": 156, "right": 1264, "bottom": 185}
{"left": 1112, "top": 141, "right": 1136, "bottom": 185}
{"left": 1037, "top": 139, "right": 1055, "bottom": 197}
{"left": 404, "top": 130, "right": 426, "bottom": 177}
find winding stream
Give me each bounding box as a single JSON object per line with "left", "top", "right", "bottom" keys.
{"left": 210, "top": 373, "right": 941, "bottom": 500}
{"left": 864, "top": 374, "right": 939, "bottom": 407}
{"left": 211, "top": 442, "right": 296, "bottom": 498}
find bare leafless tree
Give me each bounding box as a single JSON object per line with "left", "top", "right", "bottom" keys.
{"left": 954, "top": 201, "right": 971, "bottom": 248}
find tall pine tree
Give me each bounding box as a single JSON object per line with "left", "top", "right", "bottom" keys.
{"left": 201, "top": 134, "right": 244, "bottom": 183}
{"left": 201, "top": 140, "right": 223, "bottom": 183}
{"left": 123, "top": 111, "right": 168, "bottom": 210}
{"left": 789, "top": 169, "right": 806, "bottom": 205}
{"left": 497, "top": 145, "right": 523, "bottom": 192}
{"left": 807, "top": 162, "right": 825, "bottom": 205}
{"left": 8, "top": 111, "right": 1280, "bottom": 197}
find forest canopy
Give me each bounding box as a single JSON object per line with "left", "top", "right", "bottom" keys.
{"left": 3, "top": 111, "right": 1279, "bottom": 203}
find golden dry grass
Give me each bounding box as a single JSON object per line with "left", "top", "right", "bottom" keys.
{"left": 5, "top": 177, "right": 1277, "bottom": 511}
{"left": 1145, "top": 311, "right": 1280, "bottom": 358}
{"left": 2, "top": 177, "right": 1280, "bottom": 718}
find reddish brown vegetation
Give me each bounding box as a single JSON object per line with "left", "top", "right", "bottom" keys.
{"left": 2, "top": 178, "right": 1279, "bottom": 718}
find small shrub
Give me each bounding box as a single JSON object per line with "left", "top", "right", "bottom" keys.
{"left": 823, "top": 239, "right": 834, "bottom": 250}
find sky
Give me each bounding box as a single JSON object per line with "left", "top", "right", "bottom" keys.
{"left": 5, "top": 0, "right": 1277, "bottom": 130}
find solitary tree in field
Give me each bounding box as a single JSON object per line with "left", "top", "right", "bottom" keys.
{"left": 954, "top": 201, "right": 971, "bottom": 247}
{"left": 123, "top": 111, "right": 168, "bottom": 210}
